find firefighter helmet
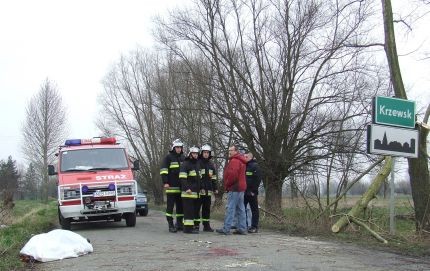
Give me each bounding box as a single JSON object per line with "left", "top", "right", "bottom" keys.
{"left": 171, "top": 139, "right": 184, "bottom": 151}
{"left": 200, "top": 144, "right": 212, "bottom": 155}
{"left": 187, "top": 146, "right": 200, "bottom": 157}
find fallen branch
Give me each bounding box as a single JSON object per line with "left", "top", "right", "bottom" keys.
{"left": 348, "top": 216, "right": 388, "bottom": 244}
{"left": 395, "top": 214, "right": 415, "bottom": 221}
{"left": 332, "top": 156, "right": 392, "bottom": 233}
{"left": 259, "top": 207, "right": 285, "bottom": 222}
{"left": 316, "top": 157, "right": 384, "bottom": 220}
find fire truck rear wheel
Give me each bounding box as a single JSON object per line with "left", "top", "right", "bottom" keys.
{"left": 58, "top": 209, "right": 71, "bottom": 230}
{"left": 125, "top": 212, "right": 136, "bottom": 227}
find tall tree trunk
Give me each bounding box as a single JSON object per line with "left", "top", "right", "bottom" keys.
{"left": 151, "top": 168, "right": 164, "bottom": 205}
{"left": 382, "top": 0, "right": 430, "bottom": 231}
{"left": 264, "top": 177, "right": 282, "bottom": 213}
{"left": 408, "top": 125, "right": 430, "bottom": 230}
{"left": 381, "top": 0, "right": 407, "bottom": 98}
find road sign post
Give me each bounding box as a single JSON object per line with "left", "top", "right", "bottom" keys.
{"left": 390, "top": 158, "right": 396, "bottom": 235}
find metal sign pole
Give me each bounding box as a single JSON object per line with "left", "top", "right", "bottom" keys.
{"left": 389, "top": 157, "right": 396, "bottom": 235}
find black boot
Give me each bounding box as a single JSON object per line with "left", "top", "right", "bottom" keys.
{"left": 203, "top": 222, "right": 214, "bottom": 232}
{"left": 168, "top": 221, "right": 177, "bottom": 233}
{"left": 176, "top": 218, "right": 183, "bottom": 231}
{"left": 184, "top": 226, "right": 198, "bottom": 234}
{"left": 193, "top": 223, "right": 200, "bottom": 232}
{"left": 192, "top": 228, "right": 200, "bottom": 234}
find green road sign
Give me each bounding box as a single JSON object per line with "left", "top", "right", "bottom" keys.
{"left": 373, "top": 96, "right": 416, "bottom": 129}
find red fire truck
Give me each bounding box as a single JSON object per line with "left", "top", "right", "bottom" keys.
{"left": 48, "top": 137, "right": 139, "bottom": 230}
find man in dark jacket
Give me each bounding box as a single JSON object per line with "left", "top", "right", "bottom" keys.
{"left": 244, "top": 152, "right": 262, "bottom": 233}
{"left": 216, "top": 145, "right": 247, "bottom": 235}
{"left": 160, "top": 139, "right": 185, "bottom": 233}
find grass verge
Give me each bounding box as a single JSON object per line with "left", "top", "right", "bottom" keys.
{"left": 0, "top": 200, "right": 57, "bottom": 271}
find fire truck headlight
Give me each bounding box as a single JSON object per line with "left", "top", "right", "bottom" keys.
{"left": 117, "top": 185, "right": 132, "bottom": 195}
{"left": 67, "top": 190, "right": 77, "bottom": 198}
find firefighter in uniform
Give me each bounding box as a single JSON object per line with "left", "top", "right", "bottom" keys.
{"left": 244, "top": 152, "right": 262, "bottom": 233}
{"left": 179, "top": 146, "right": 201, "bottom": 234}
{"left": 194, "top": 144, "right": 218, "bottom": 232}
{"left": 160, "top": 139, "right": 185, "bottom": 233}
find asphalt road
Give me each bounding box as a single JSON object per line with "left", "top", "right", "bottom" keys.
{"left": 39, "top": 210, "right": 430, "bottom": 271}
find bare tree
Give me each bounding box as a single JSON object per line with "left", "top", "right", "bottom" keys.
{"left": 155, "top": 0, "right": 380, "bottom": 212}
{"left": 22, "top": 79, "right": 67, "bottom": 202}
{"left": 98, "top": 48, "right": 230, "bottom": 204}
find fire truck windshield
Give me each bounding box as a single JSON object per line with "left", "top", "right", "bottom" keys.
{"left": 60, "top": 148, "right": 129, "bottom": 172}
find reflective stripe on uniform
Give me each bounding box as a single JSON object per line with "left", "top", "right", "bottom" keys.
{"left": 179, "top": 172, "right": 187, "bottom": 178}
{"left": 169, "top": 162, "right": 179, "bottom": 169}
{"left": 193, "top": 218, "right": 201, "bottom": 222}
{"left": 166, "top": 187, "right": 180, "bottom": 193}
{"left": 181, "top": 192, "right": 198, "bottom": 198}
{"left": 189, "top": 170, "right": 197, "bottom": 176}
{"left": 183, "top": 219, "right": 194, "bottom": 226}
{"left": 166, "top": 188, "right": 181, "bottom": 193}
{"left": 211, "top": 175, "right": 217, "bottom": 180}
{"left": 160, "top": 168, "right": 168, "bottom": 175}
{"left": 166, "top": 213, "right": 183, "bottom": 217}
{"left": 246, "top": 171, "right": 253, "bottom": 176}
{"left": 201, "top": 218, "right": 210, "bottom": 222}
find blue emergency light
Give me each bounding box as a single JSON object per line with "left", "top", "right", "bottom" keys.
{"left": 65, "top": 139, "right": 82, "bottom": 146}
{"left": 64, "top": 137, "right": 116, "bottom": 146}
{"left": 81, "top": 185, "right": 89, "bottom": 193}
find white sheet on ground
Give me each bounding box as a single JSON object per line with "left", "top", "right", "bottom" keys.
{"left": 20, "top": 229, "right": 93, "bottom": 262}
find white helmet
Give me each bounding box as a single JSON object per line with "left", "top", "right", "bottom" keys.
{"left": 200, "top": 144, "right": 212, "bottom": 155}
{"left": 187, "top": 146, "right": 200, "bottom": 157}
{"left": 171, "top": 139, "right": 184, "bottom": 151}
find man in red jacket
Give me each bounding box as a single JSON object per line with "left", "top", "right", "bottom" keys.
{"left": 216, "top": 145, "right": 248, "bottom": 235}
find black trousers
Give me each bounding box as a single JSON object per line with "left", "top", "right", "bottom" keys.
{"left": 244, "top": 193, "right": 259, "bottom": 228}
{"left": 182, "top": 197, "right": 197, "bottom": 231}
{"left": 194, "top": 195, "right": 211, "bottom": 225}
{"left": 165, "top": 193, "right": 183, "bottom": 223}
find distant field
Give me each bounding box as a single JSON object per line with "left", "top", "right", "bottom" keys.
{"left": 278, "top": 194, "right": 414, "bottom": 209}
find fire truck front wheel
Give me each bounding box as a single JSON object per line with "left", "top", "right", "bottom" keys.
{"left": 124, "top": 212, "right": 136, "bottom": 227}
{"left": 58, "top": 209, "right": 71, "bottom": 230}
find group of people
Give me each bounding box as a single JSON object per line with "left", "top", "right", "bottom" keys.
{"left": 160, "top": 139, "right": 262, "bottom": 235}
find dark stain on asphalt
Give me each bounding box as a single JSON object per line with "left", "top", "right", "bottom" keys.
{"left": 205, "top": 247, "right": 239, "bottom": 257}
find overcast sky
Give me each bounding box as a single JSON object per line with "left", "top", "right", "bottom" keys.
{"left": 0, "top": 0, "right": 429, "bottom": 167}
{"left": 0, "top": 0, "right": 190, "bottom": 165}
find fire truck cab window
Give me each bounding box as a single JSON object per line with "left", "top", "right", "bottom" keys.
{"left": 60, "top": 148, "right": 128, "bottom": 172}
